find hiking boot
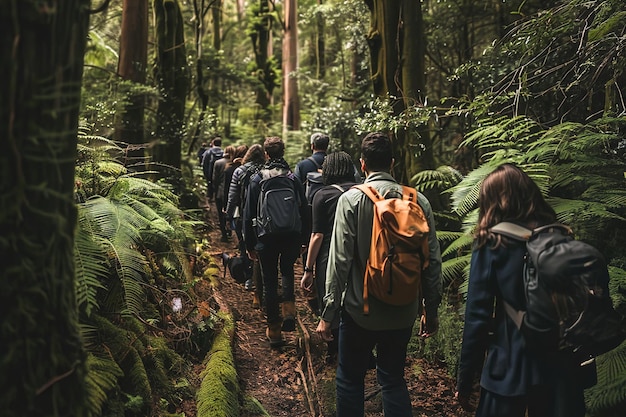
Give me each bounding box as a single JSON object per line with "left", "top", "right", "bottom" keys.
{"left": 266, "top": 322, "right": 284, "bottom": 348}
{"left": 281, "top": 301, "right": 296, "bottom": 332}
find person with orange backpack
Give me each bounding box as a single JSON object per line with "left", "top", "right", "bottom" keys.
{"left": 316, "top": 132, "right": 442, "bottom": 417}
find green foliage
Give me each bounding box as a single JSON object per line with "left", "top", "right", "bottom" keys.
{"left": 411, "top": 301, "right": 464, "bottom": 378}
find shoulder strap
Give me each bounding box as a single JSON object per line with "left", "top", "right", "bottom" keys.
{"left": 330, "top": 184, "right": 345, "bottom": 193}
{"left": 307, "top": 156, "right": 321, "bottom": 170}
{"left": 490, "top": 222, "right": 532, "bottom": 241}
{"left": 354, "top": 184, "right": 383, "bottom": 202}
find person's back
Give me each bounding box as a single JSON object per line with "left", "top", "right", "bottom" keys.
{"left": 316, "top": 132, "right": 442, "bottom": 417}
{"left": 294, "top": 132, "right": 329, "bottom": 185}
{"left": 455, "top": 163, "right": 596, "bottom": 417}
{"left": 202, "top": 137, "right": 224, "bottom": 200}
{"left": 213, "top": 145, "right": 234, "bottom": 241}
{"left": 244, "top": 136, "right": 310, "bottom": 348}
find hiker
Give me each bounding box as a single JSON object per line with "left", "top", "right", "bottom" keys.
{"left": 243, "top": 136, "right": 310, "bottom": 347}
{"left": 213, "top": 145, "right": 234, "bottom": 242}
{"left": 223, "top": 144, "right": 248, "bottom": 233}
{"left": 455, "top": 163, "right": 597, "bottom": 417}
{"left": 197, "top": 142, "right": 208, "bottom": 165}
{"left": 226, "top": 144, "right": 266, "bottom": 299}
{"left": 316, "top": 132, "right": 442, "bottom": 417}
{"left": 300, "top": 151, "right": 359, "bottom": 363}
{"left": 294, "top": 132, "right": 330, "bottom": 185}
{"left": 201, "top": 136, "right": 224, "bottom": 202}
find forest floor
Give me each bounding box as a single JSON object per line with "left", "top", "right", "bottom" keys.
{"left": 193, "top": 199, "right": 473, "bottom": 417}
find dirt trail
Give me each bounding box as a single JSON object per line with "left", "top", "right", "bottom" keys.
{"left": 200, "top": 202, "right": 472, "bottom": 417}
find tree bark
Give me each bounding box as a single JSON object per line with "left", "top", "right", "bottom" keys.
{"left": 115, "top": 0, "right": 149, "bottom": 168}
{"left": 153, "top": 0, "right": 189, "bottom": 173}
{"left": 250, "top": 0, "right": 274, "bottom": 122}
{"left": 282, "top": 0, "right": 301, "bottom": 136}
{"left": 0, "top": 1, "right": 89, "bottom": 415}
{"left": 365, "top": 0, "right": 434, "bottom": 184}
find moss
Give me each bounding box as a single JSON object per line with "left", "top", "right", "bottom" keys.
{"left": 196, "top": 313, "right": 240, "bottom": 417}
{"left": 241, "top": 395, "right": 271, "bottom": 416}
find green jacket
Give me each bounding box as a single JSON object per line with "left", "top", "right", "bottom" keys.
{"left": 320, "top": 172, "right": 442, "bottom": 331}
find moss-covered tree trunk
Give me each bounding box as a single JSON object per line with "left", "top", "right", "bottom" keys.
{"left": 0, "top": 1, "right": 89, "bottom": 415}
{"left": 153, "top": 0, "right": 189, "bottom": 172}
{"left": 115, "top": 0, "right": 148, "bottom": 167}
{"left": 365, "top": 0, "right": 434, "bottom": 184}
{"left": 282, "top": 0, "right": 301, "bottom": 136}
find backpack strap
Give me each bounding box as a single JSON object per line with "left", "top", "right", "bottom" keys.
{"left": 490, "top": 222, "right": 532, "bottom": 241}
{"left": 308, "top": 156, "right": 322, "bottom": 170}
{"left": 354, "top": 183, "right": 382, "bottom": 202}
{"left": 490, "top": 222, "right": 533, "bottom": 329}
{"left": 330, "top": 184, "right": 345, "bottom": 193}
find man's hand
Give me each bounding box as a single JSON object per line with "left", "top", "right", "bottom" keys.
{"left": 316, "top": 319, "right": 333, "bottom": 342}
{"left": 454, "top": 391, "right": 473, "bottom": 412}
{"left": 300, "top": 271, "right": 314, "bottom": 293}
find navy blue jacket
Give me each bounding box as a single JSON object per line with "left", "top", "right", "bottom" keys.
{"left": 456, "top": 239, "right": 596, "bottom": 397}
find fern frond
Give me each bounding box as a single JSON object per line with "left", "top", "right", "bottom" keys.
{"left": 411, "top": 166, "right": 463, "bottom": 192}
{"left": 441, "top": 255, "right": 471, "bottom": 287}
{"left": 84, "top": 353, "right": 123, "bottom": 417}
{"left": 441, "top": 234, "right": 474, "bottom": 258}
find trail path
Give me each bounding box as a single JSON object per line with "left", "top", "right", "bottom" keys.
{"left": 200, "top": 201, "right": 473, "bottom": 417}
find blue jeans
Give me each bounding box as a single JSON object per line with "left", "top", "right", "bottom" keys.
{"left": 336, "top": 312, "right": 413, "bottom": 417}
{"left": 256, "top": 235, "right": 300, "bottom": 324}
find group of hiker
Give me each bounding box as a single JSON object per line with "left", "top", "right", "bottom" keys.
{"left": 197, "top": 132, "right": 602, "bottom": 417}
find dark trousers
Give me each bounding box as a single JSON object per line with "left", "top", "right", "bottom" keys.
{"left": 336, "top": 312, "right": 413, "bottom": 417}
{"left": 215, "top": 197, "right": 228, "bottom": 238}
{"left": 256, "top": 235, "right": 300, "bottom": 324}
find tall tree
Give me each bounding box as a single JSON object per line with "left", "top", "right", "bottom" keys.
{"left": 0, "top": 1, "right": 90, "bottom": 415}
{"left": 282, "top": 0, "right": 301, "bottom": 136}
{"left": 153, "top": 0, "right": 189, "bottom": 172}
{"left": 115, "top": 0, "right": 149, "bottom": 167}
{"left": 249, "top": 0, "right": 276, "bottom": 122}
{"left": 365, "top": 0, "right": 433, "bottom": 184}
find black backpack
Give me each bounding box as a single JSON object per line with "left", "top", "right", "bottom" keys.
{"left": 491, "top": 222, "right": 626, "bottom": 364}
{"left": 254, "top": 173, "right": 302, "bottom": 238}
{"left": 304, "top": 156, "right": 323, "bottom": 204}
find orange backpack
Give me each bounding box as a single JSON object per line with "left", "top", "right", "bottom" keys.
{"left": 355, "top": 184, "right": 430, "bottom": 314}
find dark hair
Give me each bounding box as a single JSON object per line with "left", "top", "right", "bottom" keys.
{"left": 475, "top": 163, "right": 557, "bottom": 248}
{"left": 322, "top": 151, "right": 355, "bottom": 185}
{"left": 242, "top": 144, "right": 265, "bottom": 165}
{"left": 263, "top": 136, "right": 285, "bottom": 159}
{"left": 310, "top": 132, "right": 330, "bottom": 151}
{"left": 361, "top": 132, "right": 393, "bottom": 172}
{"left": 212, "top": 137, "right": 222, "bottom": 147}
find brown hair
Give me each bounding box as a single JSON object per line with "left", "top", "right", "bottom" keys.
{"left": 361, "top": 132, "right": 392, "bottom": 172}
{"left": 475, "top": 163, "right": 556, "bottom": 248}
{"left": 263, "top": 136, "right": 285, "bottom": 159}
{"left": 242, "top": 144, "right": 265, "bottom": 165}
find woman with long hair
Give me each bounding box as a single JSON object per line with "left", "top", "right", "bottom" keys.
{"left": 455, "top": 163, "right": 596, "bottom": 417}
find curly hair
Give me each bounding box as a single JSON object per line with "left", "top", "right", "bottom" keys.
{"left": 322, "top": 151, "right": 355, "bottom": 185}
{"left": 475, "top": 163, "right": 556, "bottom": 248}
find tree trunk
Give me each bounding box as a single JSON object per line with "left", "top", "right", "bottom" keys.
{"left": 0, "top": 1, "right": 89, "bottom": 415}
{"left": 315, "top": 0, "right": 325, "bottom": 79}
{"left": 365, "top": 0, "right": 434, "bottom": 184}
{"left": 250, "top": 0, "right": 274, "bottom": 122}
{"left": 153, "top": 0, "right": 189, "bottom": 173}
{"left": 115, "top": 0, "right": 149, "bottom": 168}
{"left": 188, "top": 0, "right": 212, "bottom": 155}
{"left": 282, "top": 0, "right": 301, "bottom": 136}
